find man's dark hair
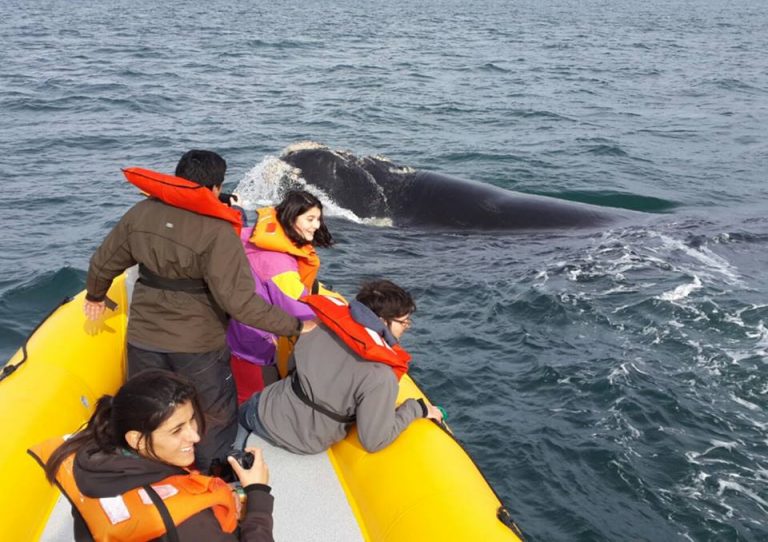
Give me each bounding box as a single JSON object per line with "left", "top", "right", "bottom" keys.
{"left": 356, "top": 280, "right": 416, "bottom": 321}
{"left": 275, "top": 190, "right": 334, "bottom": 248}
{"left": 175, "top": 150, "right": 227, "bottom": 188}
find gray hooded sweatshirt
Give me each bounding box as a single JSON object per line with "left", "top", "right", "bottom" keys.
{"left": 256, "top": 325, "right": 426, "bottom": 455}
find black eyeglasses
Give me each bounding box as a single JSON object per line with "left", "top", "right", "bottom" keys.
{"left": 391, "top": 316, "right": 412, "bottom": 328}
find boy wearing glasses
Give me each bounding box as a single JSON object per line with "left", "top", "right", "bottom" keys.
{"left": 239, "top": 279, "right": 443, "bottom": 454}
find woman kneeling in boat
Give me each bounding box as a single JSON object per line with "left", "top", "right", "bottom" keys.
{"left": 30, "top": 370, "right": 274, "bottom": 542}
{"left": 227, "top": 189, "right": 338, "bottom": 403}
{"left": 239, "top": 279, "right": 444, "bottom": 455}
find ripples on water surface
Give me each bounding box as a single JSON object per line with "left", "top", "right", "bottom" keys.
{"left": 2, "top": 1, "right": 767, "bottom": 540}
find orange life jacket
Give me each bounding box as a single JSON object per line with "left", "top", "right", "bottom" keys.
{"left": 249, "top": 207, "right": 320, "bottom": 289}
{"left": 123, "top": 167, "right": 243, "bottom": 235}
{"left": 29, "top": 437, "right": 238, "bottom": 542}
{"left": 302, "top": 294, "right": 411, "bottom": 380}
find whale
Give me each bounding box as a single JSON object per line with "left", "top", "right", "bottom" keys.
{"left": 279, "top": 145, "right": 636, "bottom": 230}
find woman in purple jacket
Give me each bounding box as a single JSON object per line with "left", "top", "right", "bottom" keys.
{"left": 227, "top": 190, "right": 340, "bottom": 403}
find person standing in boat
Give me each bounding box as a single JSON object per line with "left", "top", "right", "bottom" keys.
{"left": 239, "top": 279, "right": 444, "bottom": 455}
{"left": 227, "top": 189, "right": 341, "bottom": 404}
{"left": 83, "top": 150, "right": 314, "bottom": 474}
{"left": 30, "top": 370, "right": 274, "bottom": 542}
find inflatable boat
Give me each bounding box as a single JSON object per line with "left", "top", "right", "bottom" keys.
{"left": 0, "top": 272, "right": 524, "bottom": 541}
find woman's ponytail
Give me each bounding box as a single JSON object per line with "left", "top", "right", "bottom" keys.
{"left": 44, "top": 395, "right": 119, "bottom": 482}
{"left": 43, "top": 369, "right": 202, "bottom": 482}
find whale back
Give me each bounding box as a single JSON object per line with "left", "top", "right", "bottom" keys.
{"left": 392, "top": 171, "right": 620, "bottom": 230}
{"left": 281, "top": 147, "right": 626, "bottom": 230}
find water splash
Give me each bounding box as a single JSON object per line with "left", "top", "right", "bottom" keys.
{"left": 233, "top": 153, "right": 392, "bottom": 227}
{"left": 233, "top": 155, "right": 302, "bottom": 209}
{"left": 659, "top": 275, "right": 702, "bottom": 302}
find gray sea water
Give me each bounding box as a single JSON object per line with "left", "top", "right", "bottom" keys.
{"left": 2, "top": 0, "right": 767, "bottom": 540}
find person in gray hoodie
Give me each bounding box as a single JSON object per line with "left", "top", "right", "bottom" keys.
{"left": 239, "top": 279, "right": 444, "bottom": 455}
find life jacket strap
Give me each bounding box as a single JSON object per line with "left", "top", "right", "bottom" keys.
{"left": 290, "top": 372, "right": 356, "bottom": 424}
{"left": 138, "top": 264, "right": 210, "bottom": 294}
{"left": 142, "top": 484, "right": 181, "bottom": 542}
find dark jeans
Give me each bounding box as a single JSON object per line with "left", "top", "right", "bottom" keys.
{"left": 238, "top": 392, "right": 277, "bottom": 446}
{"left": 127, "top": 343, "right": 238, "bottom": 473}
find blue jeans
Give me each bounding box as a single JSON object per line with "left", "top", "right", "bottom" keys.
{"left": 238, "top": 392, "right": 277, "bottom": 446}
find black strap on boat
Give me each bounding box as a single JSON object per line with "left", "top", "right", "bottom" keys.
{"left": 290, "top": 372, "right": 356, "bottom": 424}
{"left": 407, "top": 372, "right": 526, "bottom": 540}
{"left": 142, "top": 484, "right": 181, "bottom": 542}
{"left": 0, "top": 296, "right": 73, "bottom": 384}
{"left": 137, "top": 264, "right": 209, "bottom": 294}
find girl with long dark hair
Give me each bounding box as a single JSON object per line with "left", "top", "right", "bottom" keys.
{"left": 30, "top": 370, "right": 274, "bottom": 542}
{"left": 227, "top": 189, "right": 341, "bottom": 402}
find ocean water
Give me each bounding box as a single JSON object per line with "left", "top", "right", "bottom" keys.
{"left": 2, "top": 0, "right": 767, "bottom": 540}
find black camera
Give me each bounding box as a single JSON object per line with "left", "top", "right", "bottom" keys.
{"left": 209, "top": 450, "right": 255, "bottom": 482}
{"left": 229, "top": 450, "right": 255, "bottom": 469}
{"left": 218, "top": 192, "right": 237, "bottom": 206}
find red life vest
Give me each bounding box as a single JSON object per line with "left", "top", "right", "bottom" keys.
{"left": 29, "top": 437, "right": 238, "bottom": 542}
{"left": 302, "top": 294, "right": 411, "bottom": 380}
{"left": 123, "top": 167, "right": 243, "bottom": 235}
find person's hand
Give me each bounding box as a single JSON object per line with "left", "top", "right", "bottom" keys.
{"left": 300, "top": 319, "right": 319, "bottom": 334}
{"left": 229, "top": 193, "right": 242, "bottom": 206}
{"left": 84, "top": 299, "right": 106, "bottom": 321}
{"left": 425, "top": 404, "right": 444, "bottom": 423}
{"left": 229, "top": 448, "right": 269, "bottom": 487}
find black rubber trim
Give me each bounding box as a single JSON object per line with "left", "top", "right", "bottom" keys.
{"left": 0, "top": 296, "right": 73, "bottom": 383}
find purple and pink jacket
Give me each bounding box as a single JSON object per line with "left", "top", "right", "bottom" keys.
{"left": 226, "top": 225, "right": 317, "bottom": 367}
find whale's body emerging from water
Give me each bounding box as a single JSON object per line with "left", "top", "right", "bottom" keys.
{"left": 281, "top": 146, "right": 635, "bottom": 230}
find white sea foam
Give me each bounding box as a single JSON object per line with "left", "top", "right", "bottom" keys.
{"left": 717, "top": 480, "right": 768, "bottom": 509}
{"left": 709, "top": 439, "right": 740, "bottom": 451}
{"left": 591, "top": 230, "right": 742, "bottom": 307}
{"left": 729, "top": 393, "right": 761, "bottom": 411}
{"left": 607, "top": 362, "right": 631, "bottom": 384}
{"left": 659, "top": 275, "right": 703, "bottom": 302}
{"left": 653, "top": 232, "right": 741, "bottom": 284}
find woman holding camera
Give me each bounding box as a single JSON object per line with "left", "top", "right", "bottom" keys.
{"left": 30, "top": 370, "right": 274, "bottom": 542}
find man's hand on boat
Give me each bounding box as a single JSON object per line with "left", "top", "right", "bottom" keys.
{"left": 425, "top": 404, "right": 444, "bottom": 423}
{"left": 83, "top": 299, "right": 106, "bottom": 321}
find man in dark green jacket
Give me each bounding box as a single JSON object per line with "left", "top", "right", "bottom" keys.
{"left": 84, "top": 149, "right": 313, "bottom": 473}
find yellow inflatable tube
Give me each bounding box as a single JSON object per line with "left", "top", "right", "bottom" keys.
{"left": 329, "top": 375, "right": 524, "bottom": 541}
{"left": 0, "top": 276, "right": 128, "bottom": 542}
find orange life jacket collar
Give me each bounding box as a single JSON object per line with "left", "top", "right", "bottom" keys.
{"left": 302, "top": 294, "right": 411, "bottom": 380}
{"left": 249, "top": 207, "right": 319, "bottom": 289}
{"left": 123, "top": 167, "right": 243, "bottom": 235}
